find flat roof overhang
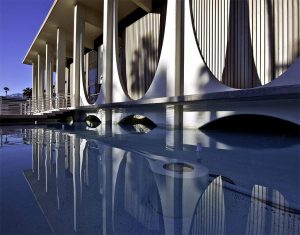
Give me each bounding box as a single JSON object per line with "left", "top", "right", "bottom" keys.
{"left": 22, "top": 0, "right": 149, "bottom": 65}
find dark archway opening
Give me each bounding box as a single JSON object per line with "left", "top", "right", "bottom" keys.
{"left": 119, "top": 114, "right": 157, "bottom": 133}
{"left": 85, "top": 115, "right": 101, "bottom": 128}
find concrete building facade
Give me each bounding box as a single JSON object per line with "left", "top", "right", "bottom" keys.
{"left": 23, "top": 0, "right": 300, "bottom": 129}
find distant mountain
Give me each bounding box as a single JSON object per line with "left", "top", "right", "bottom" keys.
{"left": 7, "top": 93, "right": 24, "bottom": 98}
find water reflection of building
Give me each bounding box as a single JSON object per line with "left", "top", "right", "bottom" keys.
{"left": 24, "top": 128, "right": 300, "bottom": 235}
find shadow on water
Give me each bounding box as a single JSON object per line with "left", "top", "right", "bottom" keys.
{"left": 200, "top": 114, "right": 300, "bottom": 148}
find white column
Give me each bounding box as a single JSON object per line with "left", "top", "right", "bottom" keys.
{"left": 56, "top": 28, "right": 66, "bottom": 108}
{"left": 103, "top": 0, "right": 113, "bottom": 104}
{"left": 174, "top": 0, "right": 184, "bottom": 97}
{"left": 166, "top": 0, "right": 184, "bottom": 129}
{"left": 38, "top": 54, "right": 45, "bottom": 111}
{"left": 32, "top": 62, "right": 38, "bottom": 111}
{"left": 72, "top": 4, "right": 85, "bottom": 108}
{"left": 45, "top": 44, "right": 53, "bottom": 109}
{"left": 103, "top": 0, "right": 114, "bottom": 123}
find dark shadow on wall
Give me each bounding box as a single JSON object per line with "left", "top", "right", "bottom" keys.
{"left": 119, "top": 2, "right": 167, "bottom": 100}
{"left": 222, "top": 0, "right": 261, "bottom": 89}
{"left": 129, "top": 36, "right": 159, "bottom": 99}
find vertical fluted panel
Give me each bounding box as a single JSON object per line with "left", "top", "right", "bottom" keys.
{"left": 121, "top": 5, "right": 166, "bottom": 100}
{"left": 191, "top": 0, "right": 300, "bottom": 89}
{"left": 249, "top": 0, "right": 300, "bottom": 83}
{"left": 190, "top": 0, "right": 230, "bottom": 84}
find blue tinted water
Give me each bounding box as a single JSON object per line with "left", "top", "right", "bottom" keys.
{"left": 0, "top": 125, "right": 299, "bottom": 235}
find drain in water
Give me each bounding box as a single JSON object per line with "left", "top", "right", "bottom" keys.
{"left": 163, "top": 163, "right": 194, "bottom": 173}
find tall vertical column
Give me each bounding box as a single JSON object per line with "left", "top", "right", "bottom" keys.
{"left": 103, "top": 0, "right": 114, "bottom": 123}
{"left": 72, "top": 4, "right": 85, "bottom": 108}
{"left": 38, "top": 54, "right": 45, "bottom": 111}
{"left": 32, "top": 62, "right": 38, "bottom": 111}
{"left": 45, "top": 44, "right": 53, "bottom": 110}
{"left": 174, "top": 0, "right": 184, "bottom": 97}
{"left": 166, "top": 0, "right": 184, "bottom": 129}
{"left": 56, "top": 28, "right": 66, "bottom": 108}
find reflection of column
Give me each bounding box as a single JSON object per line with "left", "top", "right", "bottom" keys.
{"left": 72, "top": 4, "right": 85, "bottom": 108}
{"left": 102, "top": 145, "right": 113, "bottom": 235}
{"left": 71, "top": 135, "right": 81, "bottom": 232}
{"left": 246, "top": 185, "right": 267, "bottom": 235}
{"left": 166, "top": 126, "right": 183, "bottom": 150}
{"left": 45, "top": 131, "right": 52, "bottom": 192}
{"left": 79, "top": 139, "right": 87, "bottom": 197}
{"left": 270, "top": 190, "right": 292, "bottom": 235}
{"left": 98, "top": 147, "right": 104, "bottom": 195}
{"left": 56, "top": 132, "right": 65, "bottom": 210}
{"left": 246, "top": 186, "right": 297, "bottom": 234}
{"left": 37, "top": 129, "right": 44, "bottom": 181}
{"left": 32, "top": 129, "right": 38, "bottom": 173}
{"left": 166, "top": 105, "right": 183, "bottom": 130}
{"left": 190, "top": 176, "right": 226, "bottom": 235}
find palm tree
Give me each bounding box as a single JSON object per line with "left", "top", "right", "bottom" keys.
{"left": 3, "top": 87, "right": 9, "bottom": 96}
{"left": 23, "top": 87, "right": 32, "bottom": 98}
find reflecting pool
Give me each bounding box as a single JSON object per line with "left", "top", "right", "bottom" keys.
{"left": 0, "top": 125, "right": 299, "bottom": 235}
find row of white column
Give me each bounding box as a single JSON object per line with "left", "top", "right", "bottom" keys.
{"left": 31, "top": 0, "right": 183, "bottom": 116}
{"left": 31, "top": 3, "right": 90, "bottom": 110}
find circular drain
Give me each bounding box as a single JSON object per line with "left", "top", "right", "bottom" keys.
{"left": 163, "top": 163, "right": 194, "bottom": 173}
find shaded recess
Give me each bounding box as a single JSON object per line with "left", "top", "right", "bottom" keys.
{"left": 83, "top": 50, "right": 100, "bottom": 104}
{"left": 119, "top": 114, "right": 157, "bottom": 133}
{"left": 85, "top": 115, "right": 101, "bottom": 128}
{"left": 200, "top": 115, "right": 300, "bottom": 148}
{"left": 200, "top": 114, "right": 300, "bottom": 135}
{"left": 118, "top": 0, "right": 167, "bottom": 99}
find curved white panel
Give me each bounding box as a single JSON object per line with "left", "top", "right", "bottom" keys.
{"left": 142, "top": 0, "right": 176, "bottom": 99}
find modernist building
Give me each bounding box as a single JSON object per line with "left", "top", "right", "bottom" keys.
{"left": 23, "top": 0, "right": 300, "bottom": 129}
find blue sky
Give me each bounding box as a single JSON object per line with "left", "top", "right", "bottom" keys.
{"left": 0, "top": 0, "right": 53, "bottom": 96}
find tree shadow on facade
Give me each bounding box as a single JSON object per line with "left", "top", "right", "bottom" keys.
{"left": 128, "top": 36, "right": 159, "bottom": 99}
{"left": 119, "top": 2, "right": 167, "bottom": 100}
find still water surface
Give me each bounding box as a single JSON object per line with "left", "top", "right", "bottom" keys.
{"left": 0, "top": 124, "right": 299, "bottom": 235}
